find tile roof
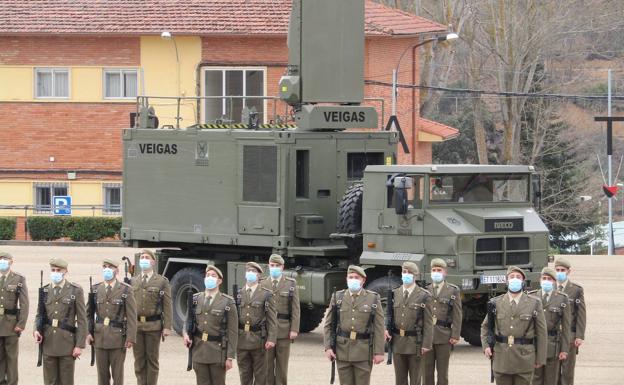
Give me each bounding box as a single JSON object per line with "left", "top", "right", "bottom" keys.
{"left": 0, "top": 0, "right": 445, "bottom": 36}
{"left": 418, "top": 117, "right": 459, "bottom": 140}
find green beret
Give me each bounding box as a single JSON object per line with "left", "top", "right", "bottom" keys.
{"left": 140, "top": 249, "right": 155, "bottom": 259}
{"left": 402, "top": 262, "right": 419, "bottom": 275}
{"left": 541, "top": 267, "right": 556, "bottom": 280}
{"left": 102, "top": 258, "right": 119, "bottom": 268}
{"left": 506, "top": 265, "right": 526, "bottom": 279}
{"left": 554, "top": 257, "right": 571, "bottom": 269}
{"left": 49, "top": 258, "right": 68, "bottom": 269}
{"left": 347, "top": 265, "right": 366, "bottom": 278}
{"left": 206, "top": 265, "right": 223, "bottom": 279}
{"left": 246, "top": 262, "right": 263, "bottom": 274}
{"left": 269, "top": 254, "right": 285, "bottom": 265}
{"left": 430, "top": 258, "right": 447, "bottom": 269}
{"left": 0, "top": 251, "right": 13, "bottom": 259}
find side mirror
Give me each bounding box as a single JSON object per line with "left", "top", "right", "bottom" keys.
{"left": 394, "top": 189, "right": 408, "bottom": 215}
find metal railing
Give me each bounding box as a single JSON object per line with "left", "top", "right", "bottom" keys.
{"left": 0, "top": 204, "right": 122, "bottom": 217}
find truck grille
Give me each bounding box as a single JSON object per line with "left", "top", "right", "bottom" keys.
{"left": 476, "top": 237, "right": 530, "bottom": 267}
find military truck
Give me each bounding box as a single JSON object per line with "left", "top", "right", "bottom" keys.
{"left": 121, "top": 0, "right": 549, "bottom": 345}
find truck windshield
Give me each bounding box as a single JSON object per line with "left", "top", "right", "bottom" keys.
{"left": 429, "top": 173, "right": 529, "bottom": 204}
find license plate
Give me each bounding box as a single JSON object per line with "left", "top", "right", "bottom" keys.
{"left": 480, "top": 275, "right": 506, "bottom": 284}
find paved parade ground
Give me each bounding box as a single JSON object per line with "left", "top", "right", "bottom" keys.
{"left": 3, "top": 246, "right": 622, "bottom": 385}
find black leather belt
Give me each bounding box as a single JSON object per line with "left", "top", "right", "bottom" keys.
{"left": 46, "top": 319, "right": 77, "bottom": 334}
{"left": 96, "top": 318, "right": 124, "bottom": 328}
{"left": 548, "top": 330, "right": 558, "bottom": 337}
{"left": 239, "top": 324, "right": 263, "bottom": 332}
{"left": 495, "top": 335, "right": 534, "bottom": 345}
{"left": 277, "top": 313, "right": 290, "bottom": 320}
{"left": 436, "top": 320, "right": 452, "bottom": 328}
{"left": 0, "top": 308, "right": 18, "bottom": 315}
{"left": 337, "top": 330, "right": 370, "bottom": 340}
{"left": 194, "top": 331, "right": 221, "bottom": 342}
{"left": 392, "top": 328, "right": 420, "bottom": 337}
{"left": 138, "top": 314, "right": 161, "bottom": 322}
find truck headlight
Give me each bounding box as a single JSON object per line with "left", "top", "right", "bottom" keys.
{"left": 462, "top": 278, "right": 475, "bottom": 290}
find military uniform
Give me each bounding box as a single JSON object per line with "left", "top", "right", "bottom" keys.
{"left": 558, "top": 279, "right": 585, "bottom": 385}
{"left": 531, "top": 287, "right": 571, "bottom": 385}
{"left": 388, "top": 284, "right": 433, "bottom": 385}
{"left": 90, "top": 279, "right": 138, "bottom": 385}
{"left": 324, "top": 288, "right": 385, "bottom": 385}
{"left": 423, "top": 281, "right": 462, "bottom": 385}
{"left": 0, "top": 269, "right": 28, "bottom": 385}
{"left": 131, "top": 271, "right": 172, "bottom": 385}
{"left": 236, "top": 282, "right": 278, "bottom": 385}
{"left": 480, "top": 292, "right": 548, "bottom": 385}
{"left": 190, "top": 291, "right": 238, "bottom": 385}
{"left": 261, "top": 271, "right": 300, "bottom": 385}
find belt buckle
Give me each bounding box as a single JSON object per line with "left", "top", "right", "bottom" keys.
{"left": 507, "top": 335, "right": 514, "bottom": 346}
{"left": 52, "top": 319, "right": 59, "bottom": 327}
{"left": 349, "top": 331, "right": 357, "bottom": 340}
{"left": 433, "top": 315, "right": 438, "bottom": 324}
{"left": 0, "top": 308, "right": 4, "bottom": 315}
{"left": 140, "top": 316, "right": 146, "bottom": 323}
{"left": 244, "top": 324, "right": 250, "bottom": 332}
{"left": 202, "top": 333, "right": 208, "bottom": 342}
{"left": 399, "top": 329, "right": 405, "bottom": 337}
{"left": 103, "top": 317, "right": 110, "bottom": 326}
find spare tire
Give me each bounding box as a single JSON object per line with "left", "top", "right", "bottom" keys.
{"left": 337, "top": 183, "right": 364, "bottom": 233}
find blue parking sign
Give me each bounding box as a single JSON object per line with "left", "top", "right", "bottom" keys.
{"left": 53, "top": 196, "right": 72, "bottom": 216}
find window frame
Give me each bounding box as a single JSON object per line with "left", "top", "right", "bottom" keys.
{"left": 102, "top": 183, "right": 122, "bottom": 215}
{"left": 200, "top": 67, "right": 267, "bottom": 124}
{"left": 102, "top": 68, "right": 139, "bottom": 100}
{"left": 34, "top": 68, "right": 70, "bottom": 99}
{"left": 33, "top": 182, "right": 69, "bottom": 214}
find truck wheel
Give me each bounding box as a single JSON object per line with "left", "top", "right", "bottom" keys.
{"left": 365, "top": 275, "right": 402, "bottom": 308}
{"left": 337, "top": 183, "right": 364, "bottom": 233}
{"left": 170, "top": 267, "right": 205, "bottom": 335}
{"left": 461, "top": 320, "right": 483, "bottom": 346}
{"left": 299, "top": 305, "right": 326, "bottom": 333}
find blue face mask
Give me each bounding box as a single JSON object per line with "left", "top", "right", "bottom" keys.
{"left": 556, "top": 271, "right": 567, "bottom": 282}
{"left": 103, "top": 268, "right": 115, "bottom": 281}
{"left": 245, "top": 271, "right": 258, "bottom": 284}
{"left": 401, "top": 273, "right": 414, "bottom": 285}
{"left": 507, "top": 278, "right": 523, "bottom": 293}
{"left": 347, "top": 278, "right": 362, "bottom": 292}
{"left": 204, "top": 276, "right": 218, "bottom": 290}
{"left": 139, "top": 259, "right": 152, "bottom": 271}
{"left": 0, "top": 259, "right": 9, "bottom": 272}
{"left": 50, "top": 272, "right": 64, "bottom": 284}
{"left": 431, "top": 271, "right": 444, "bottom": 283}
{"left": 540, "top": 280, "right": 554, "bottom": 293}
{"left": 269, "top": 267, "right": 282, "bottom": 279}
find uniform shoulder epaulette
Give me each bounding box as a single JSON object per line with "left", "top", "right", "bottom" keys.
{"left": 527, "top": 294, "right": 542, "bottom": 304}
{"left": 447, "top": 283, "right": 460, "bottom": 292}
{"left": 569, "top": 281, "right": 583, "bottom": 290}
{"left": 11, "top": 271, "right": 24, "bottom": 278}
{"left": 527, "top": 289, "right": 539, "bottom": 295}
{"left": 192, "top": 292, "right": 202, "bottom": 300}
{"left": 557, "top": 291, "right": 569, "bottom": 299}
{"left": 221, "top": 293, "right": 234, "bottom": 301}
{"left": 284, "top": 276, "right": 296, "bottom": 282}
{"left": 420, "top": 287, "right": 432, "bottom": 296}
{"left": 120, "top": 281, "right": 132, "bottom": 288}
{"left": 261, "top": 286, "right": 272, "bottom": 292}
{"left": 365, "top": 289, "right": 380, "bottom": 297}
{"left": 94, "top": 281, "right": 104, "bottom": 287}
{"left": 43, "top": 283, "right": 51, "bottom": 288}
{"left": 70, "top": 281, "right": 82, "bottom": 289}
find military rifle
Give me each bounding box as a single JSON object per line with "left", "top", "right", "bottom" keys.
{"left": 121, "top": 256, "right": 133, "bottom": 284}
{"left": 35, "top": 270, "right": 46, "bottom": 367}
{"left": 385, "top": 272, "right": 394, "bottom": 365}
{"left": 329, "top": 287, "right": 338, "bottom": 384}
{"left": 87, "top": 277, "right": 96, "bottom": 366}
{"left": 486, "top": 299, "right": 496, "bottom": 383}
{"left": 185, "top": 279, "right": 195, "bottom": 371}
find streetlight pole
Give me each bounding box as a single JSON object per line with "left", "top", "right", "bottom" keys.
{"left": 161, "top": 31, "right": 181, "bottom": 128}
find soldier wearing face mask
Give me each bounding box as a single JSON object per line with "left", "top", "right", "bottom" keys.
{"left": 480, "top": 266, "right": 547, "bottom": 385}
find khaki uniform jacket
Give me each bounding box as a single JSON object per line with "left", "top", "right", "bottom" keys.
{"left": 480, "top": 293, "right": 548, "bottom": 374}
{"left": 389, "top": 286, "right": 434, "bottom": 355}
{"left": 260, "top": 276, "right": 300, "bottom": 339}
{"left": 534, "top": 289, "right": 571, "bottom": 358}
{"left": 323, "top": 289, "right": 385, "bottom": 362}
{"left": 561, "top": 281, "right": 586, "bottom": 340}
{"left": 236, "top": 285, "right": 277, "bottom": 350}
{"left": 36, "top": 281, "right": 87, "bottom": 356}
{"left": 0, "top": 270, "right": 29, "bottom": 337}
{"left": 426, "top": 282, "right": 462, "bottom": 344}
{"left": 90, "top": 280, "right": 138, "bottom": 349}
{"left": 191, "top": 291, "right": 238, "bottom": 364}
{"left": 131, "top": 273, "right": 172, "bottom": 332}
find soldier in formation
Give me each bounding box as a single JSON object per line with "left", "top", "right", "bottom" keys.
{"left": 423, "top": 258, "right": 462, "bottom": 385}
{"left": 531, "top": 267, "right": 571, "bottom": 385}
{"left": 324, "top": 265, "right": 385, "bottom": 385}
{"left": 87, "top": 258, "right": 138, "bottom": 385}
{"left": 131, "top": 249, "right": 172, "bottom": 385}
{"left": 385, "top": 262, "right": 433, "bottom": 385}
{"left": 554, "top": 257, "right": 586, "bottom": 385}
{"left": 236, "top": 262, "right": 277, "bottom": 385}
{"left": 480, "top": 266, "right": 547, "bottom": 385}
{"left": 184, "top": 265, "right": 238, "bottom": 385}
{"left": 0, "top": 251, "right": 28, "bottom": 385}
{"left": 261, "top": 254, "right": 300, "bottom": 385}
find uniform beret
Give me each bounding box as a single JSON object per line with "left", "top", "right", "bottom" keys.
{"left": 102, "top": 258, "right": 119, "bottom": 268}
{"left": 206, "top": 265, "right": 223, "bottom": 279}
{"left": 541, "top": 267, "right": 556, "bottom": 280}
{"left": 246, "top": 261, "right": 263, "bottom": 274}
{"left": 430, "top": 258, "right": 447, "bottom": 269}
{"left": 554, "top": 257, "right": 571, "bottom": 269}
{"left": 49, "top": 258, "right": 68, "bottom": 269}
{"left": 402, "top": 262, "right": 419, "bottom": 275}
{"left": 140, "top": 249, "right": 155, "bottom": 259}
{"left": 269, "top": 254, "right": 285, "bottom": 265}
{"left": 506, "top": 265, "right": 526, "bottom": 279}
{"left": 347, "top": 265, "right": 367, "bottom": 278}
{"left": 0, "top": 251, "right": 13, "bottom": 259}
